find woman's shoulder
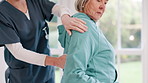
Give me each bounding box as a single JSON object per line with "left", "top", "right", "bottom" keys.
{"left": 72, "top": 13, "right": 97, "bottom": 32}
{"left": 73, "top": 13, "right": 96, "bottom": 27}
{"left": 73, "top": 13, "right": 94, "bottom": 23}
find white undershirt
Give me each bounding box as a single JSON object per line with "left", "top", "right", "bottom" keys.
{"left": 5, "top": 43, "right": 47, "bottom": 66}
{"left": 52, "top": 4, "right": 72, "bottom": 17}
{"left": 25, "top": 10, "right": 30, "bottom": 20}
{"left": 5, "top": 4, "right": 71, "bottom": 66}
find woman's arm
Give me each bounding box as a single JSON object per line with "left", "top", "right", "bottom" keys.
{"left": 62, "top": 25, "right": 101, "bottom": 83}
{"left": 5, "top": 42, "right": 66, "bottom": 68}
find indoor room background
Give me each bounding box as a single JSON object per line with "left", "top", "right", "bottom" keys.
{"left": 1, "top": 0, "right": 148, "bottom": 83}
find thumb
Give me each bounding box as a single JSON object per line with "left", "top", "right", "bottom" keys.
{"left": 66, "top": 29, "right": 72, "bottom": 36}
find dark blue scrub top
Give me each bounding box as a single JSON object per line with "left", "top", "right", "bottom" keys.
{"left": 0, "top": 0, "right": 55, "bottom": 83}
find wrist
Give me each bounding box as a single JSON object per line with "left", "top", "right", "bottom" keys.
{"left": 61, "top": 14, "right": 70, "bottom": 21}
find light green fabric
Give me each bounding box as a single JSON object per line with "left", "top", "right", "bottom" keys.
{"left": 58, "top": 13, "right": 118, "bottom": 83}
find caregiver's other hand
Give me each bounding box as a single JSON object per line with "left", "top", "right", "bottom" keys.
{"left": 55, "top": 54, "right": 67, "bottom": 69}
{"left": 61, "top": 14, "right": 88, "bottom": 36}
{"left": 45, "top": 54, "right": 67, "bottom": 69}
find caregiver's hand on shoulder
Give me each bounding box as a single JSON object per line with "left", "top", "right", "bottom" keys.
{"left": 45, "top": 54, "right": 67, "bottom": 69}
{"left": 61, "top": 14, "right": 88, "bottom": 35}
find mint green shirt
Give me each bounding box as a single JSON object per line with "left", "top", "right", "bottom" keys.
{"left": 58, "top": 13, "right": 118, "bottom": 83}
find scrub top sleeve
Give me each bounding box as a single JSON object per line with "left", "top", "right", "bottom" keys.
{"left": 64, "top": 26, "right": 101, "bottom": 83}
{"left": 38, "top": 0, "right": 55, "bottom": 21}
{"left": 0, "top": 22, "right": 20, "bottom": 47}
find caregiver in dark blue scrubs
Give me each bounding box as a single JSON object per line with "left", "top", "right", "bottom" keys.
{"left": 0, "top": 0, "right": 88, "bottom": 83}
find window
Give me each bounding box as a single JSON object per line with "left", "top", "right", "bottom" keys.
{"left": 119, "top": 55, "right": 142, "bottom": 83}
{"left": 100, "top": 0, "right": 142, "bottom": 83}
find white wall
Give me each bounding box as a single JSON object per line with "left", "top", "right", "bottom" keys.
{"left": 142, "top": 0, "right": 148, "bottom": 83}
{"left": 0, "top": 47, "right": 7, "bottom": 83}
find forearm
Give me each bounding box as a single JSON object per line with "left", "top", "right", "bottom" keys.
{"left": 5, "top": 43, "right": 66, "bottom": 68}
{"left": 52, "top": 4, "right": 72, "bottom": 17}
{"left": 5, "top": 43, "right": 47, "bottom": 66}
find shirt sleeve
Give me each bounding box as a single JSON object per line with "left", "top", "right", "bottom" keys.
{"left": 52, "top": 4, "right": 72, "bottom": 17}
{"left": 5, "top": 42, "right": 47, "bottom": 66}
{"left": 37, "top": 0, "right": 56, "bottom": 21}
{"left": 62, "top": 23, "right": 101, "bottom": 83}
{"left": 0, "top": 21, "right": 20, "bottom": 47}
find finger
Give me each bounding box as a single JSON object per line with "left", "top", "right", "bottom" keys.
{"left": 66, "top": 29, "right": 72, "bottom": 36}
{"left": 73, "top": 19, "right": 88, "bottom": 29}
{"left": 71, "top": 19, "right": 88, "bottom": 30}
{"left": 71, "top": 22, "right": 87, "bottom": 32}
{"left": 74, "top": 21, "right": 88, "bottom": 29}
{"left": 74, "top": 18, "right": 86, "bottom": 24}
{"left": 72, "top": 26, "right": 85, "bottom": 33}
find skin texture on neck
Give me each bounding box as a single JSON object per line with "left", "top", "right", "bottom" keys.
{"left": 6, "top": 0, "right": 28, "bottom": 13}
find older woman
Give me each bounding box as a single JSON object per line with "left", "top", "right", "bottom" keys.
{"left": 58, "top": 0, "right": 118, "bottom": 83}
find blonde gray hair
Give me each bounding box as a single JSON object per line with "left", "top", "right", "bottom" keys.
{"left": 75, "top": 0, "right": 88, "bottom": 12}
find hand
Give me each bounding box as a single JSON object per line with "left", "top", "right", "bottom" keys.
{"left": 54, "top": 54, "right": 67, "bottom": 69}
{"left": 45, "top": 54, "right": 67, "bottom": 69}
{"left": 61, "top": 14, "right": 88, "bottom": 35}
